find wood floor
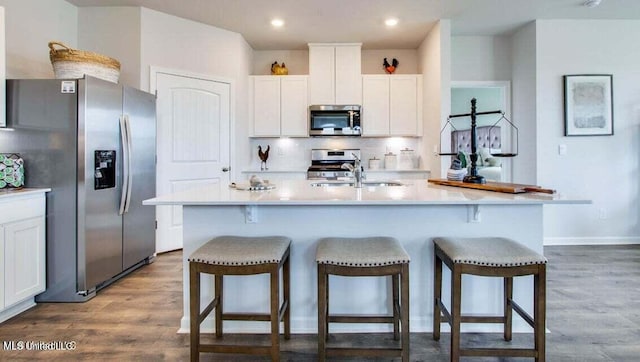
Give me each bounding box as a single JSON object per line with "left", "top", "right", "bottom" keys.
{"left": 1, "top": 245, "right": 639, "bottom": 361}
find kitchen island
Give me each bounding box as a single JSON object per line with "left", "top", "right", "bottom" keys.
{"left": 143, "top": 179, "right": 588, "bottom": 334}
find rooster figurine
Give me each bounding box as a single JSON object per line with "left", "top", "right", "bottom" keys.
{"left": 383, "top": 58, "right": 399, "bottom": 74}
{"left": 271, "top": 61, "right": 288, "bottom": 75}
{"left": 258, "top": 145, "right": 270, "bottom": 170}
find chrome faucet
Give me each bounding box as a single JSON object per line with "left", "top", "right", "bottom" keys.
{"left": 341, "top": 153, "right": 365, "bottom": 188}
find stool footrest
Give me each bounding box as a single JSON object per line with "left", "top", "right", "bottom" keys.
{"left": 437, "top": 299, "right": 504, "bottom": 324}
{"left": 200, "top": 344, "right": 273, "bottom": 355}
{"left": 329, "top": 315, "right": 395, "bottom": 324}
{"left": 460, "top": 347, "right": 538, "bottom": 358}
{"left": 327, "top": 347, "right": 403, "bottom": 358}
{"left": 461, "top": 316, "right": 505, "bottom": 324}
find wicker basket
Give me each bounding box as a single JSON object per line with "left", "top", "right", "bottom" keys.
{"left": 48, "top": 41, "right": 121, "bottom": 83}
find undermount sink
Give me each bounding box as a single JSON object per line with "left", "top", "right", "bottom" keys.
{"left": 310, "top": 181, "right": 404, "bottom": 187}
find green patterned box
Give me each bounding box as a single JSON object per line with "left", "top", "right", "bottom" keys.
{"left": 0, "top": 154, "right": 25, "bottom": 189}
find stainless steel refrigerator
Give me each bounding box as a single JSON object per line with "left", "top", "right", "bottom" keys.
{"left": 1, "top": 76, "right": 156, "bottom": 302}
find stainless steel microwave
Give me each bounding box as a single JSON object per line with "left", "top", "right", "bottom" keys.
{"left": 309, "top": 105, "right": 361, "bottom": 136}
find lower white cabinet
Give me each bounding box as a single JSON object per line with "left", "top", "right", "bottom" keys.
{"left": 0, "top": 191, "right": 47, "bottom": 323}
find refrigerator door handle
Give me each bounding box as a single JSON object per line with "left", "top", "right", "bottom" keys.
{"left": 119, "top": 115, "right": 130, "bottom": 215}
{"left": 123, "top": 115, "right": 134, "bottom": 213}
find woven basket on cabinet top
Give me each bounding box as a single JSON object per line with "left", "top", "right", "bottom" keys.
{"left": 48, "top": 41, "right": 121, "bottom": 83}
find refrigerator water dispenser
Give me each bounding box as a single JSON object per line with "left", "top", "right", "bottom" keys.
{"left": 95, "top": 150, "right": 116, "bottom": 190}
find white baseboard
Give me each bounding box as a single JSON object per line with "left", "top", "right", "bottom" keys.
{"left": 0, "top": 298, "right": 36, "bottom": 324}
{"left": 544, "top": 236, "right": 640, "bottom": 246}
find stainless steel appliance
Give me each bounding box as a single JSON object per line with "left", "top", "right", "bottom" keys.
{"left": 309, "top": 105, "right": 361, "bottom": 136}
{"left": 307, "top": 149, "right": 361, "bottom": 180}
{"left": 0, "top": 76, "right": 156, "bottom": 302}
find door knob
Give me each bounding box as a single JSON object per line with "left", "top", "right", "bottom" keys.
{"left": 222, "top": 167, "right": 230, "bottom": 172}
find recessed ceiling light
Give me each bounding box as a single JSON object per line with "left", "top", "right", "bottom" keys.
{"left": 583, "top": 0, "right": 602, "bottom": 8}
{"left": 385, "top": 18, "right": 398, "bottom": 27}
{"left": 271, "top": 19, "right": 284, "bottom": 28}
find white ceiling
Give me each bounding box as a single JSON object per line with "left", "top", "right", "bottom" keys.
{"left": 66, "top": 0, "right": 640, "bottom": 50}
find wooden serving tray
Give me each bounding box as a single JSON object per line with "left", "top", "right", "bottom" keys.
{"left": 428, "top": 179, "right": 555, "bottom": 194}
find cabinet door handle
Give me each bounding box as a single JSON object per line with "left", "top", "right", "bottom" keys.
{"left": 222, "top": 167, "right": 230, "bottom": 172}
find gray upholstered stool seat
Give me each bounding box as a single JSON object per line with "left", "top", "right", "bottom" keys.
{"left": 188, "top": 235, "right": 291, "bottom": 362}
{"left": 433, "top": 237, "right": 547, "bottom": 267}
{"left": 316, "top": 236, "right": 410, "bottom": 266}
{"left": 432, "top": 236, "right": 547, "bottom": 362}
{"left": 189, "top": 235, "right": 291, "bottom": 265}
{"left": 316, "top": 237, "right": 410, "bottom": 362}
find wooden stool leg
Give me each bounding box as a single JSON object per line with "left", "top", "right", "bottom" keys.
{"left": 393, "top": 273, "right": 400, "bottom": 340}
{"left": 317, "top": 264, "right": 327, "bottom": 362}
{"left": 450, "top": 265, "right": 462, "bottom": 362}
{"left": 433, "top": 253, "right": 443, "bottom": 341}
{"left": 270, "top": 266, "right": 280, "bottom": 362}
{"left": 325, "top": 271, "right": 330, "bottom": 342}
{"left": 215, "top": 274, "right": 223, "bottom": 338}
{"left": 504, "top": 276, "right": 513, "bottom": 341}
{"left": 401, "top": 264, "right": 410, "bottom": 362}
{"left": 535, "top": 265, "right": 547, "bottom": 362}
{"left": 283, "top": 254, "right": 291, "bottom": 340}
{"left": 189, "top": 263, "right": 200, "bottom": 362}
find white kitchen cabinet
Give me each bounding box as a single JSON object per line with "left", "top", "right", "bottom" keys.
{"left": 362, "top": 76, "right": 390, "bottom": 135}
{"left": 280, "top": 77, "right": 308, "bottom": 137}
{"left": 4, "top": 217, "right": 45, "bottom": 307}
{"left": 0, "top": 190, "right": 48, "bottom": 323}
{"left": 251, "top": 76, "right": 308, "bottom": 137}
{"left": 308, "top": 43, "right": 361, "bottom": 105}
{"left": 362, "top": 75, "right": 422, "bottom": 137}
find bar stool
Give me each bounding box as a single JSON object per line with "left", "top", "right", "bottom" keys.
{"left": 188, "top": 235, "right": 291, "bottom": 362}
{"left": 316, "top": 237, "right": 410, "bottom": 362}
{"left": 432, "top": 237, "right": 547, "bottom": 362}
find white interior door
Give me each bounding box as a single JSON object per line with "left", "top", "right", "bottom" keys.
{"left": 154, "top": 71, "right": 231, "bottom": 253}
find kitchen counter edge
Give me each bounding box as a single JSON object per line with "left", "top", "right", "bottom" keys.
{"left": 143, "top": 180, "right": 589, "bottom": 207}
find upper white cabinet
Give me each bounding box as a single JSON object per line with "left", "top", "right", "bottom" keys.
{"left": 251, "top": 75, "right": 308, "bottom": 137}
{"left": 308, "top": 43, "right": 361, "bottom": 105}
{"left": 0, "top": 7, "right": 6, "bottom": 127}
{"left": 362, "top": 75, "right": 422, "bottom": 137}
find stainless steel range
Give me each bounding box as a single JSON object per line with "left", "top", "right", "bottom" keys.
{"left": 307, "top": 149, "right": 361, "bottom": 180}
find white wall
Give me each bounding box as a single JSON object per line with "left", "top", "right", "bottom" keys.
{"left": 510, "top": 22, "right": 537, "bottom": 185}
{"left": 418, "top": 20, "right": 451, "bottom": 179}
{"left": 451, "top": 36, "right": 512, "bottom": 81}
{"left": 0, "top": 0, "right": 77, "bottom": 78}
{"left": 78, "top": 7, "right": 141, "bottom": 88}
{"left": 536, "top": 20, "right": 640, "bottom": 244}
{"left": 140, "top": 8, "right": 253, "bottom": 180}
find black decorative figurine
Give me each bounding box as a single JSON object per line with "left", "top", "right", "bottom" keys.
{"left": 258, "top": 145, "right": 270, "bottom": 170}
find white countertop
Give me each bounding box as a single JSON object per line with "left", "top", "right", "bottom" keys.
{"left": 143, "top": 179, "right": 588, "bottom": 206}
{"left": 0, "top": 188, "right": 51, "bottom": 199}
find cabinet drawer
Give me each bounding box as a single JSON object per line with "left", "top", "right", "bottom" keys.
{"left": 0, "top": 194, "right": 46, "bottom": 224}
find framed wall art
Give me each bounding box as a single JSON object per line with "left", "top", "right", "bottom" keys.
{"left": 563, "top": 74, "right": 613, "bottom": 136}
